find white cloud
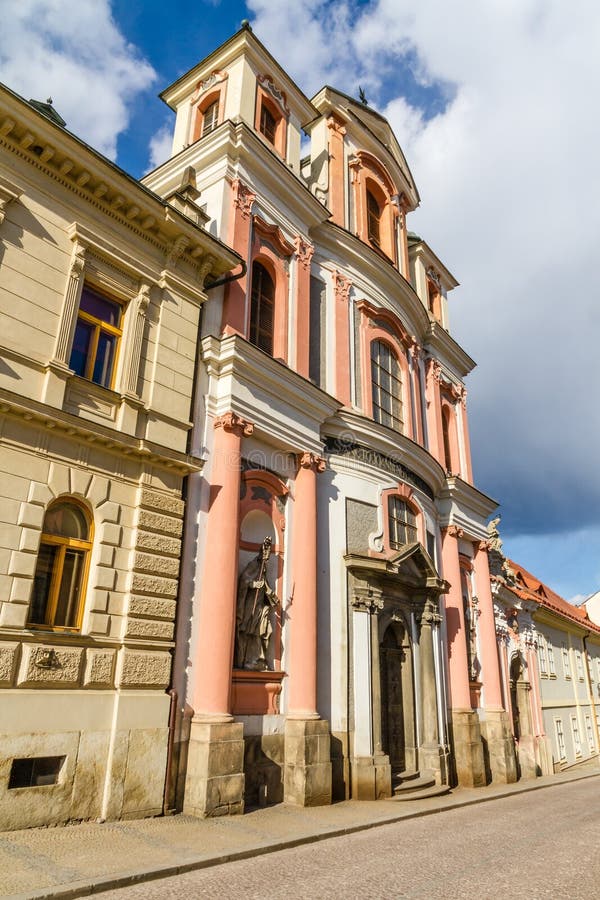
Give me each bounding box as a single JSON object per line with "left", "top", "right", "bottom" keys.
{"left": 0, "top": 0, "right": 156, "bottom": 159}
{"left": 148, "top": 120, "right": 174, "bottom": 171}
{"left": 249, "top": 0, "right": 600, "bottom": 550}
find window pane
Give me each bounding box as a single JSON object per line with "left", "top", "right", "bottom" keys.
{"left": 54, "top": 549, "right": 85, "bottom": 628}
{"left": 30, "top": 543, "right": 57, "bottom": 624}
{"left": 42, "top": 503, "right": 88, "bottom": 540}
{"left": 69, "top": 320, "right": 93, "bottom": 377}
{"left": 202, "top": 100, "right": 219, "bottom": 136}
{"left": 250, "top": 263, "right": 275, "bottom": 355}
{"left": 92, "top": 331, "right": 117, "bottom": 387}
{"left": 371, "top": 340, "right": 402, "bottom": 430}
{"left": 260, "top": 104, "right": 277, "bottom": 144}
{"left": 79, "top": 288, "right": 121, "bottom": 326}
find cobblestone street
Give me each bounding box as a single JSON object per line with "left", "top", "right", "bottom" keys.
{"left": 102, "top": 778, "right": 600, "bottom": 900}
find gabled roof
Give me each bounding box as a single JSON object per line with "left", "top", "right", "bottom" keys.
{"left": 507, "top": 559, "right": 600, "bottom": 634}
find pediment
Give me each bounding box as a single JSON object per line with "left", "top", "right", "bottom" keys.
{"left": 345, "top": 542, "right": 448, "bottom": 595}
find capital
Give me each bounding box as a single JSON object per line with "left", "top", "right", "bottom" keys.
{"left": 332, "top": 270, "right": 352, "bottom": 302}
{"left": 443, "top": 525, "right": 464, "bottom": 540}
{"left": 214, "top": 412, "right": 254, "bottom": 436}
{"left": 232, "top": 178, "right": 256, "bottom": 220}
{"left": 298, "top": 452, "right": 326, "bottom": 473}
{"left": 294, "top": 236, "right": 314, "bottom": 270}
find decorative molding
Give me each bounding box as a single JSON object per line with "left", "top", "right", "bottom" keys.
{"left": 444, "top": 525, "right": 464, "bottom": 539}
{"left": 192, "top": 69, "right": 228, "bottom": 100}
{"left": 232, "top": 178, "right": 256, "bottom": 220}
{"left": 351, "top": 589, "right": 384, "bottom": 614}
{"left": 298, "top": 452, "right": 326, "bottom": 473}
{"left": 214, "top": 412, "right": 254, "bottom": 437}
{"left": 253, "top": 215, "right": 294, "bottom": 257}
{"left": 0, "top": 176, "right": 22, "bottom": 228}
{"left": 294, "top": 236, "right": 314, "bottom": 270}
{"left": 326, "top": 115, "right": 347, "bottom": 136}
{"left": 324, "top": 436, "right": 434, "bottom": 501}
{"left": 332, "top": 270, "right": 352, "bottom": 302}
{"left": 257, "top": 73, "right": 290, "bottom": 116}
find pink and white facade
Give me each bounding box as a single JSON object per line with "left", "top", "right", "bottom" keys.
{"left": 144, "top": 24, "right": 517, "bottom": 813}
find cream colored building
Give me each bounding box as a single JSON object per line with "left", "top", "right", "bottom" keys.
{"left": 0, "top": 86, "right": 239, "bottom": 829}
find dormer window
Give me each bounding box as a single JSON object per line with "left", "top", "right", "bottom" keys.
{"left": 259, "top": 101, "right": 277, "bottom": 145}
{"left": 202, "top": 99, "right": 219, "bottom": 136}
{"left": 367, "top": 189, "right": 381, "bottom": 245}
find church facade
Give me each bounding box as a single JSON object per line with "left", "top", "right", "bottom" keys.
{"left": 143, "top": 25, "right": 517, "bottom": 815}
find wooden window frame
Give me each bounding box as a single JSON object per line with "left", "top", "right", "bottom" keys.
{"left": 254, "top": 84, "right": 288, "bottom": 157}
{"left": 371, "top": 338, "right": 403, "bottom": 432}
{"left": 191, "top": 87, "right": 225, "bottom": 143}
{"left": 249, "top": 260, "right": 276, "bottom": 355}
{"left": 28, "top": 499, "right": 93, "bottom": 632}
{"left": 554, "top": 717, "right": 566, "bottom": 760}
{"left": 71, "top": 284, "right": 123, "bottom": 390}
{"left": 381, "top": 485, "right": 424, "bottom": 554}
{"left": 387, "top": 495, "right": 418, "bottom": 550}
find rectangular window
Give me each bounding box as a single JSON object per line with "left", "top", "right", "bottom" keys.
{"left": 538, "top": 639, "right": 548, "bottom": 676}
{"left": 571, "top": 715, "right": 582, "bottom": 756}
{"left": 9, "top": 756, "right": 65, "bottom": 788}
{"left": 547, "top": 642, "right": 556, "bottom": 677}
{"left": 597, "top": 659, "right": 600, "bottom": 682}
{"left": 562, "top": 642, "right": 571, "bottom": 679}
{"left": 585, "top": 714, "right": 595, "bottom": 752}
{"left": 309, "top": 276, "right": 326, "bottom": 387}
{"left": 576, "top": 649, "right": 585, "bottom": 681}
{"left": 388, "top": 496, "right": 417, "bottom": 550}
{"left": 555, "top": 718, "right": 566, "bottom": 760}
{"left": 260, "top": 103, "right": 277, "bottom": 144}
{"left": 69, "top": 285, "right": 122, "bottom": 388}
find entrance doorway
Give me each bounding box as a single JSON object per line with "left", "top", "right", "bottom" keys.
{"left": 380, "top": 622, "right": 413, "bottom": 772}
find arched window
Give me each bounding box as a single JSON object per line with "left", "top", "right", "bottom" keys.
{"left": 201, "top": 98, "right": 219, "bottom": 136}
{"left": 249, "top": 262, "right": 275, "bottom": 355}
{"left": 442, "top": 407, "right": 453, "bottom": 473}
{"left": 371, "top": 339, "right": 403, "bottom": 430}
{"left": 387, "top": 496, "right": 417, "bottom": 549}
{"left": 367, "top": 188, "right": 382, "bottom": 246}
{"left": 29, "top": 500, "right": 92, "bottom": 630}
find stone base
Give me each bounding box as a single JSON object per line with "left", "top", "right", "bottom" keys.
{"left": 516, "top": 734, "right": 538, "bottom": 780}
{"left": 535, "top": 735, "right": 554, "bottom": 776}
{"left": 480, "top": 710, "right": 518, "bottom": 784}
{"left": 450, "top": 709, "right": 486, "bottom": 787}
{"left": 419, "top": 742, "right": 450, "bottom": 785}
{"left": 183, "top": 719, "right": 244, "bottom": 817}
{"left": 284, "top": 718, "right": 332, "bottom": 807}
{"left": 350, "top": 754, "right": 392, "bottom": 800}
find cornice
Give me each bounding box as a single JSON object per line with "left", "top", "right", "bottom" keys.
{"left": 201, "top": 333, "right": 342, "bottom": 453}
{"left": 424, "top": 321, "right": 476, "bottom": 378}
{"left": 0, "top": 388, "right": 201, "bottom": 475}
{"left": 0, "top": 85, "right": 240, "bottom": 281}
{"left": 324, "top": 410, "right": 445, "bottom": 500}
{"left": 143, "top": 119, "right": 331, "bottom": 233}
{"left": 437, "top": 475, "right": 498, "bottom": 538}
{"left": 312, "top": 221, "right": 430, "bottom": 340}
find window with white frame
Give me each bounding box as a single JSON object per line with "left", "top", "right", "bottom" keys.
{"left": 538, "top": 637, "right": 548, "bottom": 676}
{"left": 562, "top": 642, "right": 571, "bottom": 679}
{"left": 585, "top": 714, "right": 596, "bottom": 752}
{"left": 547, "top": 642, "right": 556, "bottom": 677}
{"left": 571, "top": 715, "right": 582, "bottom": 756}
{"left": 576, "top": 649, "right": 585, "bottom": 681}
{"left": 555, "top": 718, "right": 566, "bottom": 760}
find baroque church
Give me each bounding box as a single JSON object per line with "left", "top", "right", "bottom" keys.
{"left": 4, "top": 24, "right": 596, "bottom": 829}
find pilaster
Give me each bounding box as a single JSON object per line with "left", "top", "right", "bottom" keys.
{"left": 332, "top": 271, "right": 352, "bottom": 407}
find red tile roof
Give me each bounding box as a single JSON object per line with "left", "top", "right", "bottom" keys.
{"left": 506, "top": 559, "right": 600, "bottom": 634}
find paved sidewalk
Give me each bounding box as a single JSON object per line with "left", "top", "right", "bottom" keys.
{"left": 2, "top": 762, "right": 599, "bottom": 900}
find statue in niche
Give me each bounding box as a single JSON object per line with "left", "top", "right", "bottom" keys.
{"left": 235, "top": 536, "right": 280, "bottom": 670}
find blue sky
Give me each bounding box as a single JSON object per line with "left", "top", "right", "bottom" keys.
{"left": 1, "top": 0, "right": 598, "bottom": 601}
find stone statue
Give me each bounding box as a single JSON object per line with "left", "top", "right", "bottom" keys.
{"left": 235, "top": 536, "right": 280, "bottom": 670}
{"left": 487, "top": 516, "right": 503, "bottom": 552}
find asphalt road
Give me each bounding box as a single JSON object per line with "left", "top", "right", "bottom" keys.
{"left": 102, "top": 778, "right": 600, "bottom": 899}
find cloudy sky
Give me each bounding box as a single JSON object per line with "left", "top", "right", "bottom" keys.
{"left": 1, "top": 0, "right": 598, "bottom": 601}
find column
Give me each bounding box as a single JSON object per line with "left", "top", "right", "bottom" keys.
{"left": 458, "top": 388, "right": 474, "bottom": 483}
{"left": 424, "top": 358, "right": 445, "bottom": 468}
{"left": 410, "top": 344, "right": 424, "bottom": 445}
{"left": 294, "top": 237, "right": 314, "bottom": 378}
{"left": 184, "top": 411, "right": 252, "bottom": 818}
{"left": 221, "top": 179, "right": 255, "bottom": 336}
{"left": 473, "top": 542, "right": 518, "bottom": 783}
{"left": 327, "top": 116, "right": 346, "bottom": 227}
{"left": 284, "top": 452, "right": 332, "bottom": 807}
{"left": 441, "top": 526, "right": 485, "bottom": 787}
{"left": 333, "top": 271, "right": 352, "bottom": 407}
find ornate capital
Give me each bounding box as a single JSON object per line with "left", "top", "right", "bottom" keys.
{"left": 409, "top": 340, "right": 421, "bottom": 364}
{"left": 425, "top": 357, "right": 442, "bottom": 384}
{"left": 420, "top": 597, "right": 442, "bottom": 626}
{"left": 298, "top": 452, "right": 326, "bottom": 473}
{"left": 332, "top": 270, "right": 352, "bottom": 302}
{"left": 351, "top": 591, "right": 384, "bottom": 614}
{"left": 138, "top": 282, "right": 151, "bottom": 313}
{"left": 69, "top": 240, "right": 86, "bottom": 278}
{"left": 295, "top": 236, "right": 314, "bottom": 270}
{"left": 458, "top": 385, "right": 468, "bottom": 409}
{"left": 326, "top": 115, "right": 346, "bottom": 136}
{"left": 444, "top": 525, "right": 464, "bottom": 540}
{"left": 232, "top": 178, "right": 256, "bottom": 220}
{"left": 214, "top": 412, "right": 254, "bottom": 436}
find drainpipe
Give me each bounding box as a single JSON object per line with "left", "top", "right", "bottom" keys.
{"left": 162, "top": 257, "right": 246, "bottom": 814}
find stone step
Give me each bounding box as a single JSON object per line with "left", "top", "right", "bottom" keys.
{"left": 393, "top": 773, "right": 436, "bottom": 794}
{"left": 393, "top": 770, "right": 420, "bottom": 782}
{"left": 391, "top": 783, "right": 451, "bottom": 802}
